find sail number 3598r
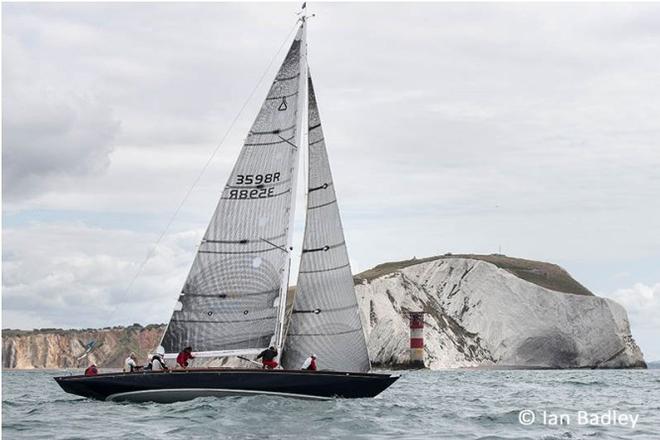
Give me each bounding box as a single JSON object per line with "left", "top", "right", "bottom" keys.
{"left": 228, "top": 173, "right": 281, "bottom": 199}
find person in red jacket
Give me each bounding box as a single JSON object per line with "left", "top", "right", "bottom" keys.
{"left": 176, "top": 346, "right": 195, "bottom": 369}
{"left": 84, "top": 364, "right": 98, "bottom": 376}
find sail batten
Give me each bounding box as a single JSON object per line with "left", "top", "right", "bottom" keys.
{"left": 160, "top": 25, "right": 306, "bottom": 355}
{"left": 281, "top": 74, "right": 371, "bottom": 372}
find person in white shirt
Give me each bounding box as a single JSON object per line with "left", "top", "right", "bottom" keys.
{"left": 300, "top": 354, "right": 317, "bottom": 371}
{"left": 123, "top": 353, "right": 142, "bottom": 373}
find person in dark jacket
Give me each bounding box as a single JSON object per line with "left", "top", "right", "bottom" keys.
{"left": 176, "top": 346, "right": 195, "bottom": 369}
{"left": 151, "top": 353, "right": 169, "bottom": 371}
{"left": 144, "top": 353, "right": 169, "bottom": 371}
{"left": 256, "top": 346, "right": 278, "bottom": 369}
{"left": 84, "top": 364, "right": 98, "bottom": 376}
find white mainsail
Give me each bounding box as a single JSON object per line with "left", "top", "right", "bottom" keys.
{"left": 282, "top": 74, "right": 371, "bottom": 372}
{"left": 159, "top": 23, "right": 307, "bottom": 357}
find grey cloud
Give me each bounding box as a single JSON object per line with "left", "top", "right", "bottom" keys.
{"left": 2, "top": 77, "right": 120, "bottom": 199}
{"left": 2, "top": 223, "right": 200, "bottom": 329}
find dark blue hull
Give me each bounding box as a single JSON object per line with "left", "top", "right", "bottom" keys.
{"left": 54, "top": 368, "right": 399, "bottom": 402}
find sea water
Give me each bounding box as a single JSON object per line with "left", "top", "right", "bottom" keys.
{"left": 2, "top": 368, "right": 659, "bottom": 439}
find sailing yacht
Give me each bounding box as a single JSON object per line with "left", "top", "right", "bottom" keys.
{"left": 55, "top": 7, "right": 398, "bottom": 402}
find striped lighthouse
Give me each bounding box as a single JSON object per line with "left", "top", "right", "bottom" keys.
{"left": 409, "top": 312, "right": 425, "bottom": 368}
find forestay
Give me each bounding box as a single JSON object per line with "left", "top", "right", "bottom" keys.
{"left": 160, "top": 26, "right": 306, "bottom": 355}
{"left": 282, "top": 75, "right": 371, "bottom": 372}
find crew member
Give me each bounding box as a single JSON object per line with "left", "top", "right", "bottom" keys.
{"left": 84, "top": 364, "right": 98, "bottom": 376}
{"left": 301, "top": 354, "right": 317, "bottom": 371}
{"left": 150, "top": 353, "right": 169, "bottom": 371}
{"left": 123, "top": 352, "right": 142, "bottom": 372}
{"left": 256, "top": 346, "right": 278, "bottom": 369}
{"left": 176, "top": 346, "right": 195, "bottom": 369}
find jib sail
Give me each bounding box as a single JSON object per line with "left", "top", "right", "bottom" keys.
{"left": 282, "top": 74, "right": 370, "bottom": 372}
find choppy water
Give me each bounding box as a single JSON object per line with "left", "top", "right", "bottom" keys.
{"left": 3, "top": 368, "right": 659, "bottom": 439}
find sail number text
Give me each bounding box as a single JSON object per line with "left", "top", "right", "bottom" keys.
{"left": 235, "top": 173, "right": 280, "bottom": 185}
{"left": 229, "top": 173, "right": 281, "bottom": 199}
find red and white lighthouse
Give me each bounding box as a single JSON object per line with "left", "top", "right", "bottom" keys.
{"left": 409, "top": 312, "right": 425, "bottom": 368}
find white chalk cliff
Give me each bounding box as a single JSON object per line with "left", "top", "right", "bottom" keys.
{"left": 355, "top": 255, "right": 646, "bottom": 369}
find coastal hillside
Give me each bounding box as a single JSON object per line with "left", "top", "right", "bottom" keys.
{"left": 2, "top": 324, "right": 164, "bottom": 369}
{"left": 2, "top": 254, "right": 646, "bottom": 369}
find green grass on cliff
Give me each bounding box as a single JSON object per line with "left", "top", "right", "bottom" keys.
{"left": 353, "top": 254, "right": 594, "bottom": 296}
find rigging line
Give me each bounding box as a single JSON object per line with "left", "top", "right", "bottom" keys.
{"left": 277, "top": 134, "right": 298, "bottom": 149}
{"left": 260, "top": 237, "right": 290, "bottom": 253}
{"left": 122, "top": 21, "right": 301, "bottom": 298}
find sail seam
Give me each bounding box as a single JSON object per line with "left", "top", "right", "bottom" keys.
{"left": 198, "top": 248, "right": 283, "bottom": 255}
{"left": 181, "top": 289, "right": 278, "bottom": 298}
{"left": 287, "top": 328, "right": 362, "bottom": 337}
{"left": 308, "top": 199, "right": 337, "bottom": 210}
{"left": 274, "top": 73, "right": 300, "bottom": 82}
{"left": 309, "top": 137, "right": 325, "bottom": 146}
{"left": 203, "top": 234, "right": 287, "bottom": 244}
{"left": 266, "top": 91, "right": 299, "bottom": 101}
{"left": 171, "top": 317, "right": 274, "bottom": 324}
{"left": 250, "top": 124, "right": 296, "bottom": 135}
{"left": 308, "top": 123, "right": 321, "bottom": 131}
{"left": 293, "top": 304, "right": 355, "bottom": 313}
{"left": 298, "top": 262, "right": 349, "bottom": 274}
{"left": 244, "top": 135, "right": 296, "bottom": 146}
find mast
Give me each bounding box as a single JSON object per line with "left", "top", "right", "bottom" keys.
{"left": 275, "top": 6, "right": 308, "bottom": 353}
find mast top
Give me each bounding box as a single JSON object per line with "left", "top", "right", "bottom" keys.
{"left": 297, "top": 2, "right": 314, "bottom": 23}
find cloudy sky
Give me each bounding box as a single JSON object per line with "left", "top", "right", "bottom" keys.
{"left": 3, "top": 3, "right": 659, "bottom": 360}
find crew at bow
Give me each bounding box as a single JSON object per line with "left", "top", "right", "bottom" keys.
{"left": 84, "top": 364, "right": 98, "bottom": 376}
{"left": 301, "top": 354, "right": 317, "bottom": 370}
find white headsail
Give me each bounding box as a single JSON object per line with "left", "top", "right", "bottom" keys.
{"left": 282, "top": 74, "right": 371, "bottom": 372}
